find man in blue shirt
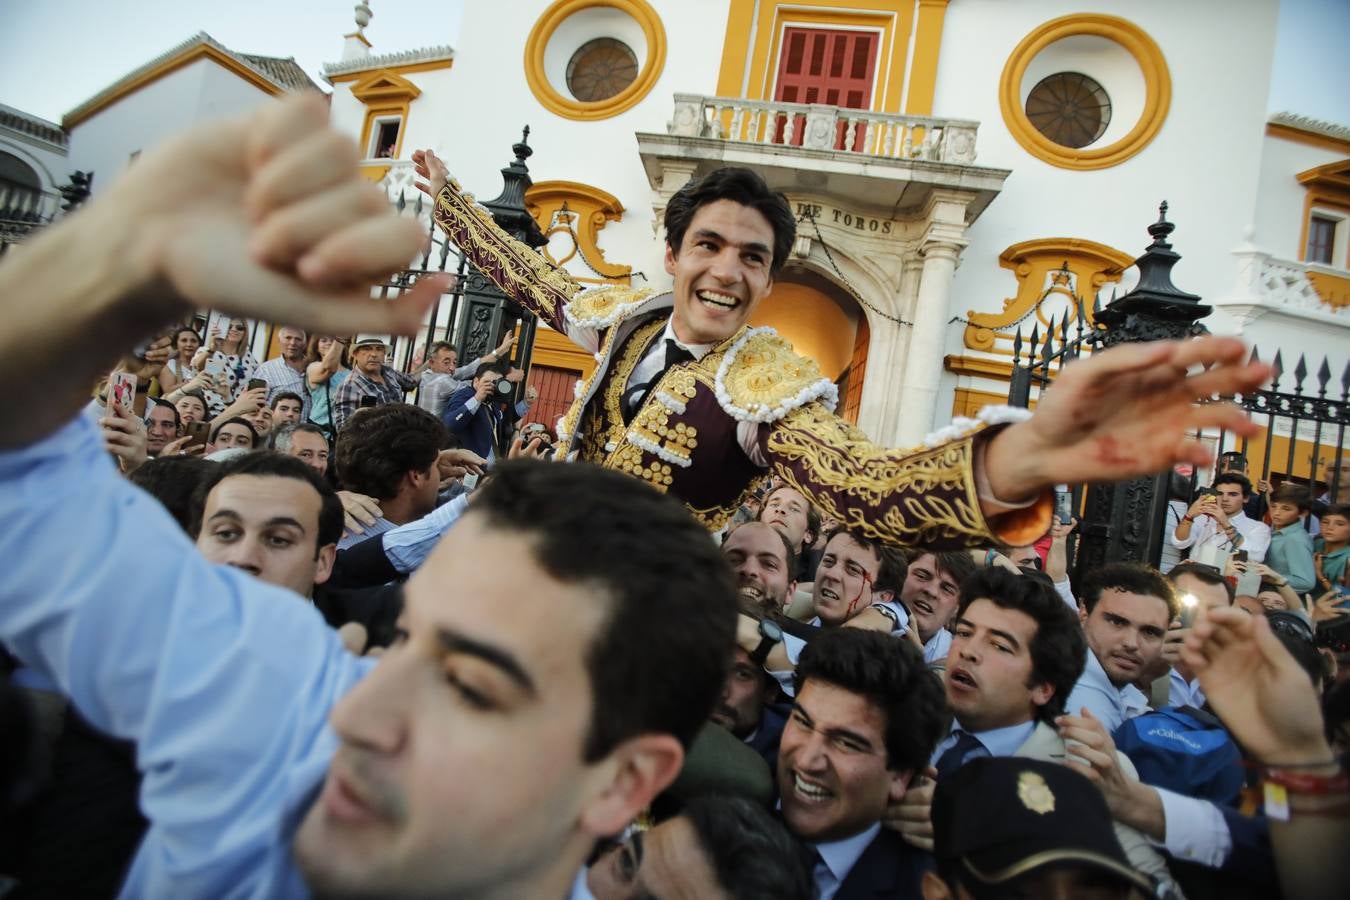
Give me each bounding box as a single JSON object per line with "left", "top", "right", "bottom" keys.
{"left": 0, "top": 95, "right": 738, "bottom": 899}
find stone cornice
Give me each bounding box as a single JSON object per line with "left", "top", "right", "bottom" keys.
{"left": 322, "top": 46, "right": 455, "bottom": 79}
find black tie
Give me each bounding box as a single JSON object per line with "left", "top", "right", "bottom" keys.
{"left": 622, "top": 339, "right": 694, "bottom": 423}
{"left": 933, "top": 731, "right": 987, "bottom": 781}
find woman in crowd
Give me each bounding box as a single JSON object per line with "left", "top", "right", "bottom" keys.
{"left": 305, "top": 334, "right": 350, "bottom": 434}
{"left": 160, "top": 326, "right": 231, "bottom": 416}
{"left": 192, "top": 317, "right": 258, "bottom": 405}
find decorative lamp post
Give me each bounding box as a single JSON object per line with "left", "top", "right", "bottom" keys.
{"left": 1075, "top": 203, "right": 1213, "bottom": 575}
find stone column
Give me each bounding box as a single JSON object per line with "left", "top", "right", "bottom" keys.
{"left": 896, "top": 240, "right": 962, "bottom": 445}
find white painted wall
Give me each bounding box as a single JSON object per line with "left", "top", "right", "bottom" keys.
{"left": 67, "top": 58, "right": 279, "bottom": 196}
{"left": 0, "top": 108, "right": 68, "bottom": 218}
{"left": 1252, "top": 132, "right": 1346, "bottom": 262}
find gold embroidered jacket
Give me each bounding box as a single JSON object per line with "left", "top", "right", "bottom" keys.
{"left": 433, "top": 181, "right": 1048, "bottom": 547}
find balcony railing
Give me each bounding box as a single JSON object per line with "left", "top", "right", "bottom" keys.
{"left": 667, "top": 93, "right": 979, "bottom": 165}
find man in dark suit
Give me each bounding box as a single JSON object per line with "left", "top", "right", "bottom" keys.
{"left": 776, "top": 629, "right": 947, "bottom": 899}
{"left": 442, "top": 361, "right": 534, "bottom": 461}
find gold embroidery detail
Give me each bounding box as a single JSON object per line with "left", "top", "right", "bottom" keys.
{"left": 1017, "top": 771, "right": 1056, "bottom": 815}
{"left": 721, "top": 332, "right": 830, "bottom": 418}
{"left": 566, "top": 285, "right": 656, "bottom": 326}
{"left": 435, "top": 185, "right": 581, "bottom": 323}
{"left": 582, "top": 319, "right": 667, "bottom": 461}
{"left": 765, "top": 402, "right": 993, "bottom": 548}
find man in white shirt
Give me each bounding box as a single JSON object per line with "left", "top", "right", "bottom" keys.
{"left": 1171, "top": 472, "right": 1271, "bottom": 563}
{"left": 253, "top": 326, "right": 311, "bottom": 418}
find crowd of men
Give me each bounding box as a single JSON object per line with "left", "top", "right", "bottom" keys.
{"left": 1, "top": 95, "right": 1346, "bottom": 899}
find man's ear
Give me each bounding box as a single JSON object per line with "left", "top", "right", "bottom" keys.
{"left": 1078, "top": 604, "right": 1089, "bottom": 626}
{"left": 663, "top": 240, "right": 678, "bottom": 277}
{"left": 313, "top": 542, "right": 337, "bottom": 587}
{"left": 579, "top": 734, "right": 684, "bottom": 839}
{"left": 1029, "top": 678, "right": 1054, "bottom": 710}
{"left": 873, "top": 588, "right": 895, "bottom": 605}
{"left": 887, "top": 767, "right": 915, "bottom": 804}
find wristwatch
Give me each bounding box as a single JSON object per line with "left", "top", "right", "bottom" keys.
{"left": 750, "top": 618, "right": 784, "bottom": 667}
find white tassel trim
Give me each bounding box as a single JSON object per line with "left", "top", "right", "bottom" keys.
{"left": 714, "top": 327, "right": 838, "bottom": 423}
{"left": 921, "top": 405, "right": 1033, "bottom": 448}
{"left": 627, "top": 431, "right": 693, "bottom": 468}
{"left": 654, "top": 391, "right": 687, "bottom": 414}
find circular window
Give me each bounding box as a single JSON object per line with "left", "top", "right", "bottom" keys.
{"left": 566, "top": 38, "right": 638, "bottom": 102}
{"left": 1025, "top": 72, "right": 1111, "bottom": 149}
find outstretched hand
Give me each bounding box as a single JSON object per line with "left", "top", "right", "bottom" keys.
{"left": 411, "top": 148, "right": 449, "bottom": 199}
{"left": 984, "top": 337, "right": 1273, "bottom": 501}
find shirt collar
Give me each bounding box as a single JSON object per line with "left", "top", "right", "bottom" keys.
{"left": 660, "top": 319, "right": 716, "bottom": 361}
{"left": 813, "top": 822, "right": 881, "bottom": 884}
{"left": 951, "top": 719, "right": 1037, "bottom": 757}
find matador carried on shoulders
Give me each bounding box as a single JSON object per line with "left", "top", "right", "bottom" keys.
{"left": 415, "top": 150, "right": 1267, "bottom": 554}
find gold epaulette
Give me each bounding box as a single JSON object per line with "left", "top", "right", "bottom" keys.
{"left": 714, "top": 327, "right": 838, "bottom": 424}
{"left": 563, "top": 285, "right": 659, "bottom": 330}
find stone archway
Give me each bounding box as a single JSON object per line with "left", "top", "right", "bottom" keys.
{"left": 748, "top": 266, "right": 872, "bottom": 423}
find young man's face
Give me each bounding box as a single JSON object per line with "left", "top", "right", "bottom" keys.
{"left": 710, "top": 646, "right": 773, "bottom": 740}
{"left": 145, "top": 404, "right": 180, "bottom": 454}
{"left": 903, "top": 553, "right": 962, "bottom": 644}
{"left": 945, "top": 599, "right": 1051, "bottom": 732}
{"left": 760, "top": 486, "right": 812, "bottom": 551}
{"left": 273, "top": 398, "right": 303, "bottom": 426}
{"left": 1213, "top": 482, "right": 1246, "bottom": 516}
{"left": 293, "top": 514, "right": 647, "bottom": 898}
{"left": 247, "top": 405, "right": 273, "bottom": 435}
{"left": 279, "top": 327, "right": 307, "bottom": 361}
{"left": 813, "top": 533, "right": 886, "bottom": 627}
{"left": 1321, "top": 513, "right": 1350, "bottom": 544}
{"left": 195, "top": 474, "right": 334, "bottom": 597}
{"left": 777, "top": 680, "right": 906, "bottom": 843}
{"left": 212, "top": 423, "right": 254, "bottom": 451}
{"left": 288, "top": 430, "right": 331, "bottom": 475}
{"left": 1268, "top": 500, "right": 1304, "bottom": 530}
{"left": 472, "top": 369, "right": 501, "bottom": 396}
{"left": 587, "top": 815, "right": 726, "bottom": 900}
{"left": 723, "top": 521, "right": 795, "bottom": 610}
{"left": 175, "top": 395, "right": 206, "bottom": 426}
{"left": 431, "top": 348, "right": 458, "bottom": 374}
{"left": 1080, "top": 589, "right": 1170, "bottom": 687}
{"left": 666, "top": 199, "right": 775, "bottom": 346}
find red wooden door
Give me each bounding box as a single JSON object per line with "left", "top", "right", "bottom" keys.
{"left": 521, "top": 365, "right": 580, "bottom": 436}
{"left": 772, "top": 27, "right": 878, "bottom": 150}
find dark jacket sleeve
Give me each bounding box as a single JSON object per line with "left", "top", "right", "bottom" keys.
{"left": 327, "top": 532, "right": 402, "bottom": 591}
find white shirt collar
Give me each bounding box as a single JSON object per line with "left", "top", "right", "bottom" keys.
{"left": 568, "top": 866, "right": 597, "bottom": 900}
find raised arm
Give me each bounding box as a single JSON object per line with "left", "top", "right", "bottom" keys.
{"left": 417, "top": 149, "right": 581, "bottom": 333}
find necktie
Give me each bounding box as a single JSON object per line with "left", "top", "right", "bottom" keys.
{"left": 622, "top": 339, "right": 694, "bottom": 423}
{"left": 933, "top": 730, "right": 987, "bottom": 781}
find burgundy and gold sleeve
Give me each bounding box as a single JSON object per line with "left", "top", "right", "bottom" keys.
{"left": 432, "top": 182, "right": 581, "bottom": 332}
{"left": 761, "top": 403, "right": 1052, "bottom": 550}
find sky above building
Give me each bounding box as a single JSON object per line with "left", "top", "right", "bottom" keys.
{"left": 0, "top": 0, "right": 1344, "bottom": 127}
{"left": 0, "top": 0, "right": 463, "bottom": 123}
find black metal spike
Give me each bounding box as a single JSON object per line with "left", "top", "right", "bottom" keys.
{"left": 1012, "top": 328, "right": 1023, "bottom": 362}
{"left": 1318, "top": 358, "right": 1332, "bottom": 393}
{"left": 1342, "top": 359, "right": 1350, "bottom": 397}
{"left": 1248, "top": 345, "right": 1260, "bottom": 365}
{"left": 1076, "top": 298, "right": 1087, "bottom": 326}
{"left": 413, "top": 191, "right": 424, "bottom": 215}
{"left": 1041, "top": 317, "right": 1055, "bottom": 364}
{"left": 1271, "top": 351, "right": 1284, "bottom": 389}
{"left": 1060, "top": 311, "right": 1070, "bottom": 346}
{"left": 1029, "top": 323, "right": 1039, "bottom": 353}
{"left": 1294, "top": 354, "right": 1308, "bottom": 391}
{"left": 1093, "top": 291, "right": 1102, "bottom": 315}
{"left": 396, "top": 189, "right": 408, "bottom": 214}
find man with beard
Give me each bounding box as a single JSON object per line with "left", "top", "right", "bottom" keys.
{"left": 723, "top": 520, "right": 797, "bottom": 612}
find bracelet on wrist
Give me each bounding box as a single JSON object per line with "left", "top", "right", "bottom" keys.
{"left": 1182, "top": 515, "right": 1194, "bottom": 522}
{"left": 1262, "top": 767, "right": 1349, "bottom": 793}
